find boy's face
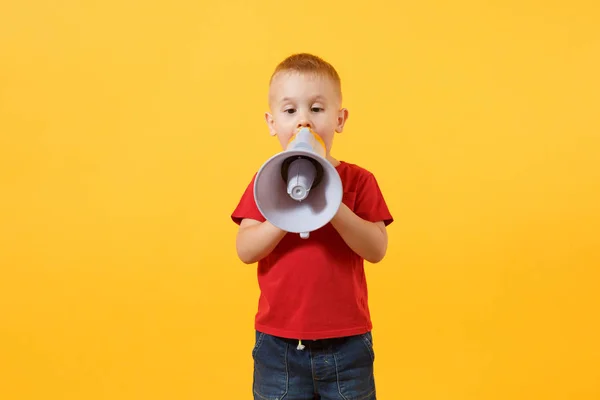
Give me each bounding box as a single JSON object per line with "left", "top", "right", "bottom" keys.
{"left": 265, "top": 71, "right": 348, "bottom": 155}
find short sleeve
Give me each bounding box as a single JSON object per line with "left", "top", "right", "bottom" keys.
{"left": 354, "top": 173, "right": 394, "bottom": 226}
{"left": 231, "top": 173, "right": 267, "bottom": 225}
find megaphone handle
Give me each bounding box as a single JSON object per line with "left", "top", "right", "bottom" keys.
{"left": 300, "top": 232, "right": 309, "bottom": 239}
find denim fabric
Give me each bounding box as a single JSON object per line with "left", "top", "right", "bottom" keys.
{"left": 252, "top": 331, "right": 376, "bottom": 400}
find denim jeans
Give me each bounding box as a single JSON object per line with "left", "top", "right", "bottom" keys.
{"left": 252, "top": 330, "right": 376, "bottom": 400}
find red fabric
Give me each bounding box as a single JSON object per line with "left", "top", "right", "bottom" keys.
{"left": 231, "top": 161, "right": 393, "bottom": 340}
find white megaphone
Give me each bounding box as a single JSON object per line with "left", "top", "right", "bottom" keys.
{"left": 254, "top": 127, "right": 343, "bottom": 239}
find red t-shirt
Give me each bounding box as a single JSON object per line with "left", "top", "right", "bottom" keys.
{"left": 231, "top": 161, "right": 393, "bottom": 340}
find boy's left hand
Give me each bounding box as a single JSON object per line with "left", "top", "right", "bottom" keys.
{"left": 330, "top": 204, "right": 388, "bottom": 263}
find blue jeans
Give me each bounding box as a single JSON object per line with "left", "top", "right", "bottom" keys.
{"left": 252, "top": 331, "right": 376, "bottom": 400}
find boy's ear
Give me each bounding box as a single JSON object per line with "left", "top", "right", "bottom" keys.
{"left": 264, "top": 112, "right": 277, "bottom": 136}
{"left": 335, "top": 108, "right": 349, "bottom": 133}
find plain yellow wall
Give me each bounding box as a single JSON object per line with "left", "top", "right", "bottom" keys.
{"left": 1, "top": 1, "right": 599, "bottom": 399}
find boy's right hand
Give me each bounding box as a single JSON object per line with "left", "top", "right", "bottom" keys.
{"left": 236, "top": 218, "right": 287, "bottom": 264}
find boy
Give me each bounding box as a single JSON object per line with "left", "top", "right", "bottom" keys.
{"left": 231, "top": 53, "right": 393, "bottom": 400}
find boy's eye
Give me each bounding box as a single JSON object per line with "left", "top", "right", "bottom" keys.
{"left": 311, "top": 107, "right": 323, "bottom": 112}
{"left": 284, "top": 109, "right": 296, "bottom": 114}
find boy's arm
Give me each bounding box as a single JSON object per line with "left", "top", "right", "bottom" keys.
{"left": 236, "top": 218, "right": 287, "bottom": 264}
{"left": 330, "top": 203, "right": 388, "bottom": 263}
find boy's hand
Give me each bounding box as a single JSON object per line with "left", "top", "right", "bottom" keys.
{"left": 330, "top": 204, "right": 388, "bottom": 263}
{"left": 236, "top": 219, "right": 287, "bottom": 264}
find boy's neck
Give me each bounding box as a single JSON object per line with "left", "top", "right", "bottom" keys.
{"left": 327, "top": 154, "right": 340, "bottom": 167}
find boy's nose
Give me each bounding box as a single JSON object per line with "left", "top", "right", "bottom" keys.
{"left": 296, "top": 120, "right": 312, "bottom": 129}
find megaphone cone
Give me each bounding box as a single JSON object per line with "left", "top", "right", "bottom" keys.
{"left": 254, "top": 128, "right": 343, "bottom": 239}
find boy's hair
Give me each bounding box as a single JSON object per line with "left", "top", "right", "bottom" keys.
{"left": 270, "top": 53, "right": 342, "bottom": 99}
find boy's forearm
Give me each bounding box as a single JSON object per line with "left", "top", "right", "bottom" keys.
{"left": 236, "top": 221, "right": 287, "bottom": 264}
{"left": 330, "top": 204, "right": 388, "bottom": 263}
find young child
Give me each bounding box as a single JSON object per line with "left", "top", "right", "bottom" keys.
{"left": 231, "top": 53, "right": 393, "bottom": 400}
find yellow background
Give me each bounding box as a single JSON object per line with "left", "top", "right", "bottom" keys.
{"left": 1, "top": 0, "right": 599, "bottom": 399}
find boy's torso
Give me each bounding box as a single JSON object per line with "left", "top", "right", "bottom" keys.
{"left": 233, "top": 161, "right": 392, "bottom": 340}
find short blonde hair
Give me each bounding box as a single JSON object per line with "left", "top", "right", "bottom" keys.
{"left": 270, "top": 53, "right": 342, "bottom": 99}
